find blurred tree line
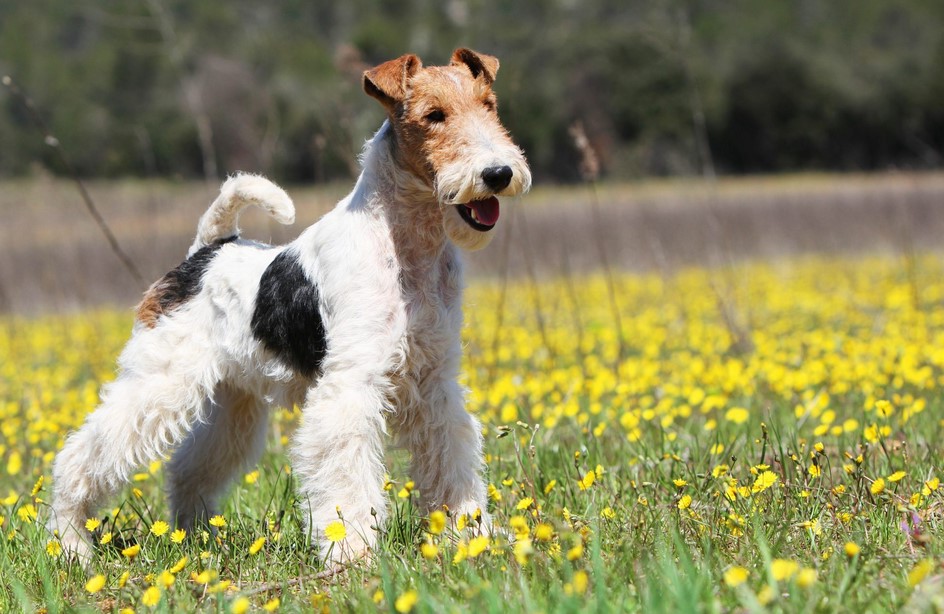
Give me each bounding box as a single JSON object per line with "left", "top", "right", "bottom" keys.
{"left": 1, "top": 0, "right": 942, "bottom": 183}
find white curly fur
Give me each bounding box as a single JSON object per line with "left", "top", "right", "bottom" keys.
{"left": 47, "top": 52, "right": 530, "bottom": 565}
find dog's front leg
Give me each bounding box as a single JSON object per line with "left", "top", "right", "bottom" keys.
{"left": 291, "top": 370, "right": 389, "bottom": 564}
{"left": 407, "top": 372, "right": 491, "bottom": 533}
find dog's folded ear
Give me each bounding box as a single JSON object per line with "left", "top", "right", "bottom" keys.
{"left": 451, "top": 48, "right": 499, "bottom": 84}
{"left": 363, "top": 54, "right": 423, "bottom": 110}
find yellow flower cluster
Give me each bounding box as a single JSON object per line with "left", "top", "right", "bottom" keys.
{"left": 2, "top": 254, "right": 943, "bottom": 610}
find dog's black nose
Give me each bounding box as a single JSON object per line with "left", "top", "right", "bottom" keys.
{"left": 482, "top": 165, "right": 513, "bottom": 192}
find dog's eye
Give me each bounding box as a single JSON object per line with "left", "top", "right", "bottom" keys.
{"left": 425, "top": 110, "right": 446, "bottom": 123}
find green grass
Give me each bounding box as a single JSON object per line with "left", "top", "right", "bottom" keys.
{"left": 2, "top": 255, "right": 944, "bottom": 612}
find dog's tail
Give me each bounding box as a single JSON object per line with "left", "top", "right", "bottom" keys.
{"left": 188, "top": 173, "right": 295, "bottom": 255}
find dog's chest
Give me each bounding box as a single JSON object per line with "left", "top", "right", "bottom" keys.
{"left": 394, "top": 252, "right": 462, "bottom": 378}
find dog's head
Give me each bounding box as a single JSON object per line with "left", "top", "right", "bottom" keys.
{"left": 364, "top": 49, "right": 531, "bottom": 251}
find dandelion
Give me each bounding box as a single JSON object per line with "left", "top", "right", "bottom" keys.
{"left": 844, "top": 542, "right": 860, "bottom": 558}
{"left": 567, "top": 542, "right": 584, "bottom": 561}
{"left": 171, "top": 528, "right": 187, "bottom": 543}
{"left": 420, "top": 541, "right": 439, "bottom": 559}
{"left": 30, "top": 476, "right": 44, "bottom": 497}
{"left": 870, "top": 478, "right": 885, "bottom": 495}
{"left": 752, "top": 471, "right": 778, "bottom": 493}
{"left": 578, "top": 470, "right": 596, "bottom": 490}
{"left": 249, "top": 536, "right": 266, "bottom": 555}
{"left": 141, "top": 586, "right": 161, "bottom": 607}
{"left": 888, "top": 471, "right": 907, "bottom": 482}
{"left": 263, "top": 597, "right": 281, "bottom": 612}
{"left": 757, "top": 584, "right": 775, "bottom": 605}
{"left": 118, "top": 571, "right": 130, "bottom": 588}
{"left": 516, "top": 497, "right": 534, "bottom": 510}
{"left": 796, "top": 568, "right": 817, "bottom": 588}
{"left": 509, "top": 515, "right": 529, "bottom": 540}
{"left": 395, "top": 589, "right": 419, "bottom": 613}
{"left": 45, "top": 540, "right": 62, "bottom": 557}
{"left": 122, "top": 543, "right": 141, "bottom": 559}
{"left": 209, "top": 515, "right": 226, "bottom": 528}
{"left": 725, "top": 407, "right": 749, "bottom": 424}
{"left": 678, "top": 495, "right": 692, "bottom": 510}
{"left": 771, "top": 559, "right": 799, "bottom": 581}
{"left": 100, "top": 532, "right": 113, "bottom": 545}
{"left": 150, "top": 520, "right": 170, "bottom": 536}
{"left": 571, "top": 569, "right": 589, "bottom": 594}
{"left": 428, "top": 510, "right": 446, "bottom": 535}
{"left": 468, "top": 535, "right": 490, "bottom": 557}
{"left": 535, "top": 523, "right": 554, "bottom": 541}
{"left": 6, "top": 451, "right": 22, "bottom": 475}
{"left": 398, "top": 481, "right": 415, "bottom": 499}
{"left": 908, "top": 559, "right": 934, "bottom": 587}
{"left": 170, "top": 556, "right": 188, "bottom": 573}
{"left": 922, "top": 477, "right": 940, "bottom": 496}
{"left": 85, "top": 574, "right": 106, "bottom": 594}
{"left": 231, "top": 596, "right": 250, "bottom": 614}
{"left": 723, "top": 566, "right": 749, "bottom": 587}
{"left": 324, "top": 521, "right": 346, "bottom": 542}
{"left": 85, "top": 518, "right": 101, "bottom": 531}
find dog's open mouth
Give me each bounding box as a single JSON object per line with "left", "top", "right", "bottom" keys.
{"left": 456, "top": 197, "right": 500, "bottom": 231}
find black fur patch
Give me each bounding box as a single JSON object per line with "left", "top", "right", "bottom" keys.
{"left": 250, "top": 250, "right": 328, "bottom": 378}
{"left": 137, "top": 236, "right": 236, "bottom": 327}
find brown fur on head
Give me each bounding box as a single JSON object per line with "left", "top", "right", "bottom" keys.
{"left": 362, "top": 49, "right": 505, "bottom": 184}
{"left": 362, "top": 49, "right": 530, "bottom": 251}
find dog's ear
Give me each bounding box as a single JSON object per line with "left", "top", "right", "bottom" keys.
{"left": 451, "top": 48, "right": 499, "bottom": 84}
{"left": 363, "top": 54, "right": 422, "bottom": 110}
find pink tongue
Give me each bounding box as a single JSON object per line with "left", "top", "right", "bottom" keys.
{"left": 467, "top": 197, "right": 500, "bottom": 225}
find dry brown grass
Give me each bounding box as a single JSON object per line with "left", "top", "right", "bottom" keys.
{"left": 1, "top": 172, "right": 943, "bottom": 313}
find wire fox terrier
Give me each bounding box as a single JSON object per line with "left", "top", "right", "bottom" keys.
{"left": 48, "top": 48, "right": 530, "bottom": 564}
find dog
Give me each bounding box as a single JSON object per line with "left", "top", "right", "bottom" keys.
{"left": 48, "top": 48, "right": 531, "bottom": 564}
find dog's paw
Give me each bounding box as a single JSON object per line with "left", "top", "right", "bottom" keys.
{"left": 49, "top": 521, "right": 95, "bottom": 568}
{"left": 316, "top": 522, "right": 375, "bottom": 566}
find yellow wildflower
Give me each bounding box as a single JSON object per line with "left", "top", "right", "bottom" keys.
{"left": 723, "top": 566, "right": 749, "bottom": 587}
{"left": 324, "top": 521, "right": 346, "bottom": 542}
{"left": 141, "top": 586, "right": 161, "bottom": 607}
{"left": 249, "top": 536, "right": 266, "bottom": 555}
{"left": 428, "top": 510, "right": 446, "bottom": 535}
{"left": 771, "top": 559, "right": 799, "bottom": 581}
{"left": 395, "top": 589, "right": 419, "bottom": 613}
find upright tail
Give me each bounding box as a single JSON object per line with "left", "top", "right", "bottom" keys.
{"left": 188, "top": 173, "right": 295, "bottom": 255}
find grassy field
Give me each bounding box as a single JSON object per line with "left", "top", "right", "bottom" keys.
{"left": 3, "top": 250, "right": 944, "bottom": 611}
{"left": 2, "top": 175, "right": 944, "bottom": 611}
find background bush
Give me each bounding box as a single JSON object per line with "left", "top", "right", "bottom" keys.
{"left": 1, "top": 0, "right": 942, "bottom": 183}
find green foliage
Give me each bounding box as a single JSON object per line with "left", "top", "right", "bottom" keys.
{"left": 0, "top": 0, "right": 942, "bottom": 181}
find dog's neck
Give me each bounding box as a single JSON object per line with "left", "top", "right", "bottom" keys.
{"left": 354, "top": 121, "right": 452, "bottom": 273}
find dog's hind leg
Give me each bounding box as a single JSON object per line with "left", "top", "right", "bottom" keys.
{"left": 47, "top": 325, "right": 218, "bottom": 562}
{"left": 167, "top": 383, "right": 269, "bottom": 531}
